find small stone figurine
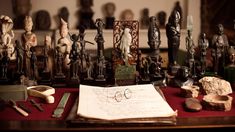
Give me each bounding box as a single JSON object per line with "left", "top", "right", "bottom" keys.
{"left": 95, "top": 18, "right": 105, "bottom": 58}
{"left": 198, "top": 33, "right": 209, "bottom": 75}
{"left": 96, "top": 56, "right": 106, "bottom": 80}
{"left": 22, "top": 16, "right": 37, "bottom": 77}
{"left": 77, "top": 29, "right": 94, "bottom": 72}
{"left": 211, "top": 24, "right": 229, "bottom": 75}
{"left": 69, "top": 39, "right": 80, "bottom": 79}
{"left": 11, "top": 40, "right": 25, "bottom": 74}
{"left": 103, "top": 2, "right": 115, "bottom": 29}
{"left": 43, "top": 36, "right": 51, "bottom": 72}
{"left": 1, "top": 50, "right": 10, "bottom": 79}
{"left": 55, "top": 47, "right": 65, "bottom": 76}
{"left": 30, "top": 47, "right": 37, "bottom": 80}
{"left": 0, "top": 15, "right": 14, "bottom": 46}
{"left": 120, "top": 27, "right": 132, "bottom": 65}
{"left": 85, "top": 54, "right": 93, "bottom": 80}
{"left": 185, "top": 15, "right": 196, "bottom": 77}
{"left": 0, "top": 15, "right": 15, "bottom": 60}
{"left": 57, "top": 18, "right": 71, "bottom": 69}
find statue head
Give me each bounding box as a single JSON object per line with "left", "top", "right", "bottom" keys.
{"left": 120, "top": 9, "right": 134, "bottom": 21}
{"left": 104, "top": 2, "right": 116, "bottom": 17}
{"left": 24, "top": 16, "right": 33, "bottom": 32}
{"left": 216, "top": 24, "right": 224, "bottom": 35}
{"left": 60, "top": 18, "right": 68, "bottom": 37}
{"left": 95, "top": 18, "right": 104, "bottom": 28}
{"left": 0, "top": 15, "right": 13, "bottom": 34}
{"left": 44, "top": 35, "right": 51, "bottom": 46}
{"left": 149, "top": 16, "right": 158, "bottom": 26}
{"left": 168, "top": 10, "right": 180, "bottom": 27}
{"left": 12, "top": 0, "right": 32, "bottom": 16}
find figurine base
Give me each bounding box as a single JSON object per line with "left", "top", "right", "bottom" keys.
{"left": 115, "top": 64, "right": 136, "bottom": 86}
{"left": 149, "top": 74, "right": 163, "bottom": 82}
{"left": 38, "top": 71, "right": 52, "bottom": 86}
{"left": 0, "top": 78, "right": 9, "bottom": 84}
{"left": 169, "top": 64, "right": 181, "bottom": 76}
{"left": 52, "top": 74, "right": 67, "bottom": 88}
{"left": 138, "top": 78, "right": 151, "bottom": 84}
{"left": 67, "top": 78, "right": 80, "bottom": 88}
{"left": 94, "top": 77, "right": 106, "bottom": 86}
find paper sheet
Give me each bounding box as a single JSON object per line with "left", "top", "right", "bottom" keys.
{"left": 77, "top": 84, "right": 177, "bottom": 120}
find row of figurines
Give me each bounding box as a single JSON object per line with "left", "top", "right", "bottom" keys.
{"left": 0, "top": 42, "right": 234, "bottom": 86}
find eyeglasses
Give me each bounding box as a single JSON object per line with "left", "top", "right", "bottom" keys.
{"left": 114, "top": 88, "right": 132, "bottom": 102}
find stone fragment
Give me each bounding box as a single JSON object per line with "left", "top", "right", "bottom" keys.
{"left": 181, "top": 85, "right": 200, "bottom": 98}
{"left": 202, "top": 94, "right": 233, "bottom": 111}
{"left": 185, "top": 98, "right": 202, "bottom": 112}
{"left": 199, "top": 76, "right": 232, "bottom": 95}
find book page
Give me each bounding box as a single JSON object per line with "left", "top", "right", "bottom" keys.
{"left": 77, "top": 84, "right": 177, "bottom": 120}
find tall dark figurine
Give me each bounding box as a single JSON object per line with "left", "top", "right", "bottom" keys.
{"left": 30, "top": 47, "right": 37, "bottom": 80}
{"left": 76, "top": 29, "right": 94, "bottom": 72}
{"left": 55, "top": 47, "right": 64, "bottom": 76}
{"left": 96, "top": 56, "right": 106, "bottom": 80}
{"left": 185, "top": 29, "right": 195, "bottom": 77}
{"left": 11, "top": 40, "right": 25, "bottom": 74}
{"left": 77, "top": 0, "right": 95, "bottom": 29}
{"left": 166, "top": 10, "right": 181, "bottom": 67}
{"left": 1, "top": 51, "right": 10, "bottom": 79}
{"left": 103, "top": 2, "right": 115, "bottom": 29}
{"left": 211, "top": 24, "right": 229, "bottom": 75}
{"left": 85, "top": 54, "right": 93, "bottom": 80}
{"left": 69, "top": 38, "right": 80, "bottom": 79}
{"left": 148, "top": 16, "right": 161, "bottom": 51}
{"left": 198, "top": 33, "right": 209, "bottom": 75}
{"left": 95, "top": 18, "right": 105, "bottom": 58}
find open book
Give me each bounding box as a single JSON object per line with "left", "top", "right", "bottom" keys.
{"left": 76, "top": 84, "right": 177, "bottom": 124}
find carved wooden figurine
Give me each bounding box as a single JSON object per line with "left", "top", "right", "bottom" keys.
{"left": 69, "top": 39, "right": 80, "bottom": 79}
{"left": 11, "top": 40, "right": 25, "bottom": 74}
{"left": 0, "top": 15, "right": 15, "bottom": 60}
{"left": 57, "top": 18, "right": 71, "bottom": 69}
{"left": 166, "top": 10, "right": 181, "bottom": 67}
{"left": 22, "top": 16, "right": 37, "bottom": 78}
{"left": 0, "top": 51, "right": 10, "bottom": 79}
{"left": 198, "top": 33, "right": 209, "bottom": 75}
{"left": 30, "top": 47, "right": 37, "bottom": 80}
{"left": 120, "top": 27, "right": 132, "bottom": 65}
{"left": 95, "top": 18, "right": 105, "bottom": 58}
{"left": 211, "top": 24, "right": 229, "bottom": 75}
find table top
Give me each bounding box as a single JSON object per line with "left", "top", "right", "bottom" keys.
{"left": 1, "top": 87, "right": 235, "bottom": 131}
